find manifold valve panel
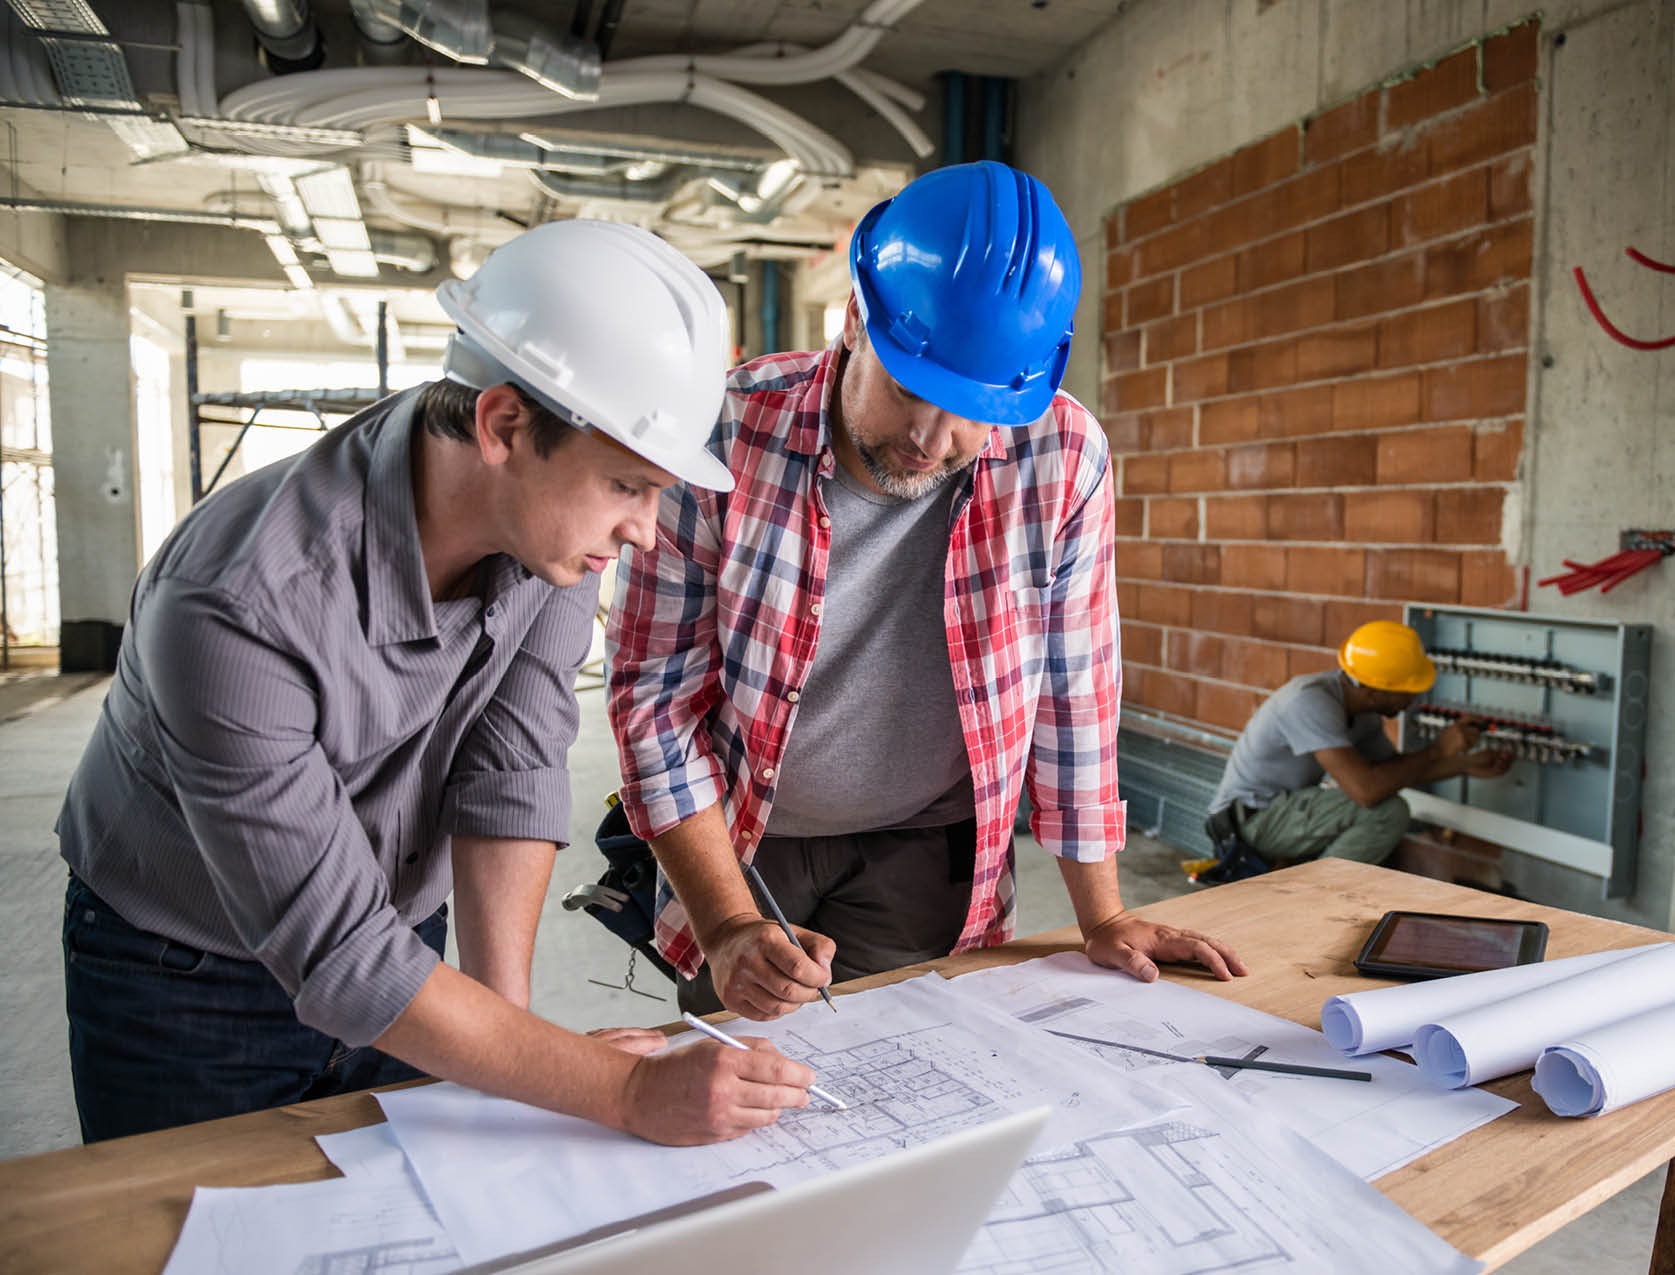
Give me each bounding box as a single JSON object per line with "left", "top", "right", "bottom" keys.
{"left": 1400, "top": 605, "right": 1651, "bottom": 896}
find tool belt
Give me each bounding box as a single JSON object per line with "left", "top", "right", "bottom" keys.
{"left": 559, "top": 796, "right": 678, "bottom": 982}
{"left": 1197, "top": 804, "right": 1270, "bottom": 884}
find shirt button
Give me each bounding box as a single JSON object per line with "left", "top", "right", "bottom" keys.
{"left": 485, "top": 604, "right": 498, "bottom": 618}
{"left": 404, "top": 852, "right": 419, "bottom": 865}
{"left": 810, "top": 603, "right": 822, "bottom": 616}
{"left": 787, "top": 690, "right": 800, "bottom": 703}
{"left": 818, "top": 516, "right": 831, "bottom": 529}
{"left": 761, "top": 767, "right": 776, "bottom": 781}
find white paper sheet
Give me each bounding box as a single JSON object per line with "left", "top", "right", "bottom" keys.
{"left": 1413, "top": 944, "right": 1675, "bottom": 1087}
{"left": 1320, "top": 943, "right": 1664, "bottom": 1055}
{"left": 1530, "top": 1001, "right": 1675, "bottom": 1115}
{"left": 378, "top": 974, "right": 1176, "bottom": 1267}
{"left": 316, "top": 1122, "right": 411, "bottom": 1180}
{"left": 960, "top": 1064, "right": 1481, "bottom": 1275}
{"left": 161, "top": 1174, "right": 461, "bottom": 1275}
{"left": 951, "top": 952, "right": 1513, "bottom": 1180}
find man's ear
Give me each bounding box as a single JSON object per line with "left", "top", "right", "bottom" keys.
{"left": 474, "top": 384, "right": 528, "bottom": 466}
{"left": 841, "top": 291, "right": 865, "bottom": 353}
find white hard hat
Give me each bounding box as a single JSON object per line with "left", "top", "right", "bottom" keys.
{"left": 436, "top": 219, "right": 734, "bottom": 492}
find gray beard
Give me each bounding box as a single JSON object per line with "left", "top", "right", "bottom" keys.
{"left": 851, "top": 437, "right": 964, "bottom": 500}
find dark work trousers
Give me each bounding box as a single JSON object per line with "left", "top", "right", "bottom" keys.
{"left": 62, "top": 871, "right": 446, "bottom": 1144}
{"left": 677, "top": 818, "right": 985, "bottom": 1015}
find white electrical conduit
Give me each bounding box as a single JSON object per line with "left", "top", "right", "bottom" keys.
{"left": 726, "top": 43, "right": 932, "bottom": 159}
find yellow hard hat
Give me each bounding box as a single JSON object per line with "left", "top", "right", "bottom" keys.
{"left": 1337, "top": 621, "right": 1436, "bottom": 694}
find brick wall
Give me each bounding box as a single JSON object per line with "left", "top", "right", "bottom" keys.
{"left": 1102, "top": 21, "right": 1538, "bottom": 735}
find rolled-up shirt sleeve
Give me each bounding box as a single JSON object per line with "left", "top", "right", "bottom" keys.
{"left": 136, "top": 577, "right": 435, "bottom": 1046}
{"left": 445, "top": 581, "right": 596, "bottom": 845}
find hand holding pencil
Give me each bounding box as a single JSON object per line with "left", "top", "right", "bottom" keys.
{"left": 702, "top": 868, "right": 837, "bottom": 1021}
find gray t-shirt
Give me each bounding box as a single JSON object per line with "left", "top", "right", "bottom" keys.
{"left": 1211, "top": 671, "right": 1397, "bottom": 812}
{"left": 57, "top": 387, "right": 596, "bottom": 1046}
{"left": 765, "top": 461, "right": 973, "bottom": 836}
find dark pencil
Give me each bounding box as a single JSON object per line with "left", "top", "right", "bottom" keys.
{"left": 743, "top": 861, "right": 837, "bottom": 1012}
{"left": 1197, "top": 1055, "right": 1373, "bottom": 1081}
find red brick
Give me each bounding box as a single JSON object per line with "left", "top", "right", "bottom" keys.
{"left": 1203, "top": 278, "right": 1334, "bottom": 351}
{"left": 1102, "top": 293, "right": 1124, "bottom": 331}
{"left": 1251, "top": 594, "right": 1326, "bottom": 645}
{"left": 1109, "top": 367, "right": 1168, "bottom": 413}
{"left": 1222, "top": 637, "right": 1292, "bottom": 689}
{"left": 1233, "top": 129, "right": 1300, "bottom": 197}
{"left": 1144, "top": 314, "right": 1198, "bottom": 365}
{"left": 1113, "top": 496, "right": 1145, "bottom": 536}
{"left": 1143, "top": 407, "right": 1195, "bottom": 451}
{"left": 1116, "top": 580, "right": 1139, "bottom": 615}
{"left": 1222, "top": 544, "right": 1289, "bottom": 590}
{"left": 1477, "top": 285, "right": 1529, "bottom": 352}
{"left": 1137, "top": 669, "right": 1197, "bottom": 718}
{"left": 1122, "top": 451, "right": 1171, "bottom": 494}
{"left": 1421, "top": 355, "right": 1527, "bottom": 421}
{"left": 1134, "top": 583, "right": 1194, "bottom": 627}
{"left": 1139, "top": 219, "right": 1213, "bottom": 276}
{"left": 1209, "top": 168, "right": 1339, "bottom": 252}
{"left": 1393, "top": 169, "right": 1489, "bottom": 248}
{"left": 1435, "top": 488, "right": 1504, "bottom": 544}
{"left": 1169, "top": 630, "right": 1226, "bottom": 678}
{"left": 1172, "top": 354, "right": 1231, "bottom": 403}
{"left": 1197, "top": 681, "right": 1265, "bottom": 731}
{"left": 1288, "top": 646, "right": 1339, "bottom": 679}
{"left": 1201, "top": 398, "right": 1262, "bottom": 445}
{"left": 1325, "top": 598, "right": 1403, "bottom": 638}
{"left": 1366, "top": 548, "right": 1462, "bottom": 603}
{"left": 1305, "top": 204, "right": 1390, "bottom": 272}
{"left": 1148, "top": 496, "right": 1199, "bottom": 539}
{"left": 1489, "top": 154, "right": 1533, "bottom": 219}
{"left": 1125, "top": 186, "right": 1175, "bottom": 241}
{"left": 1472, "top": 418, "right": 1523, "bottom": 481}
{"left": 1339, "top": 140, "right": 1429, "bottom": 207}
{"left": 1345, "top": 489, "right": 1436, "bottom": 542}
{"left": 1228, "top": 339, "right": 1299, "bottom": 392}
{"left": 1235, "top": 233, "right": 1306, "bottom": 292}
{"left": 1483, "top": 22, "right": 1540, "bottom": 94}
{"left": 1336, "top": 254, "right": 1426, "bottom": 321}
{"left": 1124, "top": 542, "right": 1166, "bottom": 580}
{"left": 1378, "top": 299, "right": 1477, "bottom": 368}
{"left": 1295, "top": 434, "right": 1378, "bottom": 487}
{"left": 1163, "top": 543, "right": 1222, "bottom": 585}
{"left": 1332, "top": 373, "right": 1421, "bottom": 432}
{"left": 1376, "top": 425, "right": 1473, "bottom": 483}
{"left": 1283, "top": 545, "right": 1367, "bottom": 597}
{"left": 1386, "top": 47, "right": 1481, "bottom": 132}
{"left": 1176, "top": 157, "right": 1237, "bottom": 220}
{"left": 1267, "top": 492, "right": 1344, "bottom": 540}
{"left": 1121, "top": 621, "right": 1164, "bottom": 666}
{"left": 1107, "top": 246, "right": 1139, "bottom": 290}
{"left": 1105, "top": 330, "right": 1142, "bottom": 376}
{"left": 1296, "top": 326, "right": 1378, "bottom": 382}
{"left": 1257, "top": 385, "right": 1336, "bottom": 437}
{"left": 1126, "top": 276, "right": 1176, "bottom": 324}
{"left": 1168, "top": 449, "right": 1228, "bottom": 493}
{"left": 1306, "top": 93, "right": 1380, "bottom": 164}
{"left": 1459, "top": 549, "right": 1519, "bottom": 607}
{"left": 1226, "top": 441, "right": 1296, "bottom": 490}
{"left": 1204, "top": 494, "right": 1268, "bottom": 539}
{"left": 1105, "top": 214, "right": 1123, "bottom": 250}
{"left": 1180, "top": 255, "right": 1238, "bottom": 308}
{"left": 1192, "top": 589, "right": 1257, "bottom": 637}
{"left": 1424, "top": 219, "right": 1533, "bottom": 297}
{"left": 1425, "top": 82, "right": 1538, "bottom": 175}
{"left": 1104, "top": 412, "right": 1145, "bottom": 453}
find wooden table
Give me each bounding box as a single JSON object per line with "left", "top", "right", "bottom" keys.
{"left": 3, "top": 859, "right": 1673, "bottom": 1273}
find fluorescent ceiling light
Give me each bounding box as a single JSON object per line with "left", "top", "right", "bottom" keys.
{"left": 282, "top": 263, "right": 314, "bottom": 290}
{"left": 324, "top": 249, "right": 381, "bottom": 279}
{"left": 264, "top": 234, "right": 300, "bottom": 267}
{"left": 313, "top": 218, "right": 373, "bottom": 251}
{"left": 294, "top": 167, "right": 362, "bottom": 220}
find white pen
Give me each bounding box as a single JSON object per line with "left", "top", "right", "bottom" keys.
{"left": 680, "top": 1012, "right": 848, "bottom": 1110}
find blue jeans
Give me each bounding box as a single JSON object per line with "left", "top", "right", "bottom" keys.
{"left": 62, "top": 872, "right": 447, "bottom": 1144}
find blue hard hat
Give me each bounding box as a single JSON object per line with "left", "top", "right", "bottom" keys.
{"left": 848, "top": 161, "right": 1082, "bottom": 426}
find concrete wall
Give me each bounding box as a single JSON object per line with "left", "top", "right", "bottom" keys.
{"left": 1016, "top": 0, "right": 1675, "bottom": 930}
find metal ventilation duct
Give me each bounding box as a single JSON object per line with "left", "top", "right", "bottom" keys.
{"left": 237, "top": 0, "right": 325, "bottom": 72}
{"left": 356, "top": 0, "right": 601, "bottom": 100}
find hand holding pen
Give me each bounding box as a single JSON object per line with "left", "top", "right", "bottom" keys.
{"left": 744, "top": 861, "right": 838, "bottom": 1014}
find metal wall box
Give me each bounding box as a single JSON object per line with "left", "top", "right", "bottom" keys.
{"left": 1400, "top": 604, "right": 1652, "bottom": 896}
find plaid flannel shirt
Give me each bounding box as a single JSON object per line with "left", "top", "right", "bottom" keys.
{"left": 606, "top": 344, "right": 1126, "bottom": 978}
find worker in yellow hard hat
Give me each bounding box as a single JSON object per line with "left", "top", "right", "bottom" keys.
{"left": 1203, "top": 621, "right": 1513, "bottom": 872}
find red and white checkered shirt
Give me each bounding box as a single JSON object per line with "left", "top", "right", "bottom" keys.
{"left": 606, "top": 345, "right": 1127, "bottom": 978}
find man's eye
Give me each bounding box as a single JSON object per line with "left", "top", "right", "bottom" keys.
{"left": 613, "top": 481, "right": 640, "bottom": 497}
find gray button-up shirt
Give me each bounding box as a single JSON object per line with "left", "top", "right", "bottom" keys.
{"left": 58, "top": 387, "right": 596, "bottom": 1045}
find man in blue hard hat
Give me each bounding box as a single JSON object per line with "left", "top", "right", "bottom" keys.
{"left": 608, "top": 162, "right": 1247, "bottom": 1019}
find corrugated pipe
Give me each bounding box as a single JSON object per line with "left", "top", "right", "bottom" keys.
{"left": 354, "top": 0, "right": 601, "bottom": 100}
{"left": 347, "top": 0, "right": 409, "bottom": 64}
{"left": 237, "top": 0, "right": 325, "bottom": 72}
{"left": 529, "top": 166, "right": 693, "bottom": 204}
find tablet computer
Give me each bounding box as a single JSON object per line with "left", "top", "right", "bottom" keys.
{"left": 1353, "top": 910, "right": 1549, "bottom": 980}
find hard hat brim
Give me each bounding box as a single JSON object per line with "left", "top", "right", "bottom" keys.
{"left": 864, "top": 311, "right": 1059, "bottom": 426}
{"left": 1337, "top": 638, "right": 1437, "bottom": 694}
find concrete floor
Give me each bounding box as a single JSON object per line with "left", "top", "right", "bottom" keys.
{"left": 0, "top": 673, "right": 1663, "bottom": 1271}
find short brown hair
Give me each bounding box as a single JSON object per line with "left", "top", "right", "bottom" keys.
{"left": 417, "top": 379, "right": 580, "bottom": 458}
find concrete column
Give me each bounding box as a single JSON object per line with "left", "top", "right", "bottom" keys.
{"left": 44, "top": 276, "right": 139, "bottom": 672}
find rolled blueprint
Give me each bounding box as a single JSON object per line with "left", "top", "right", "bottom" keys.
{"left": 1532, "top": 1002, "right": 1675, "bottom": 1117}
{"left": 1319, "top": 943, "right": 1663, "bottom": 1056}
{"left": 1412, "top": 944, "right": 1675, "bottom": 1088}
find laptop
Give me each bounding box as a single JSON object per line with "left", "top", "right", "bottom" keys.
{"left": 475, "top": 1106, "right": 1050, "bottom": 1275}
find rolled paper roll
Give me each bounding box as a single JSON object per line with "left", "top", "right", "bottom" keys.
{"left": 1533, "top": 1003, "right": 1675, "bottom": 1117}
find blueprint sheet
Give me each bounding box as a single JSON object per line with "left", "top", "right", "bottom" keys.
{"left": 377, "top": 974, "right": 1175, "bottom": 1265}
{"left": 952, "top": 952, "right": 1514, "bottom": 1179}
{"left": 959, "top": 1063, "right": 1480, "bottom": 1274}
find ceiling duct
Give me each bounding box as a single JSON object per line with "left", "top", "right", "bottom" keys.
{"left": 236, "top": 0, "right": 325, "bottom": 73}
{"left": 347, "top": 0, "right": 409, "bottom": 65}
{"left": 356, "top": 0, "right": 601, "bottom": 100}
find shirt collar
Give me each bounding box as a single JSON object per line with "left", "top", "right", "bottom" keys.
{"left": 364, "top": 388, "right": 442, "bottom": 647}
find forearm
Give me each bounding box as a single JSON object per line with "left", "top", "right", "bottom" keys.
{"left": 450, "top": 835, "right": 557, "bottom": 1008}
{"left": 648, "top": 803, "right": 757, "bottom": 948}
{"left": 1055, "top": 854, "right": 1126, "bottom": 938}
{"left": 374, "top": 963, "right": 639, "bottom": 1129}
{"left": 1354, "top": 745, "right": 1445, "bottom": 804}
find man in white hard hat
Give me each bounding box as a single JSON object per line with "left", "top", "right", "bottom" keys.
{"left": 59, "top": 221, "right": 817, "bottom": 1145}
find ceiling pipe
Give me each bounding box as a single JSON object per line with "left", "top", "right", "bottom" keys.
{"left": 347, "top": 0, "right": 410, "bottom": 64}
{"left": 593, "top": 0, "right": 625, "bottom": 61}
{"left": 529, "top": 165, "right": 694, "bottom": 204}
{"left": 354, "top": 0, "right": 601, "bottom": 100}
{"left": 237, "top": 0, "right": 325, "bottom": 73}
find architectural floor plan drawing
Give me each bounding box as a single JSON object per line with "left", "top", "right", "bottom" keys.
{"left": 952, "top": 953, "right": 1514, "bottom": 1180}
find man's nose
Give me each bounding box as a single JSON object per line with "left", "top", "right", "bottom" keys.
{"left": 621, "top": 492, "right": 658, "bottom": 552}
{"left": 907, "top": 407, "right": 958, "bottom": 458}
